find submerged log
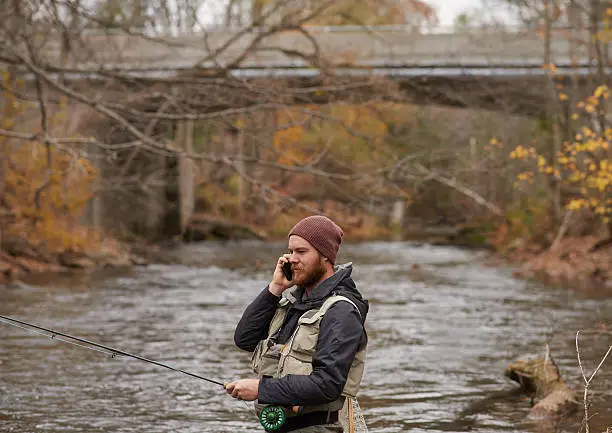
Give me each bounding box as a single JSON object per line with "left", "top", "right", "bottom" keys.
{"left": 504, "top": 347, "right": 578, "bottom": 417}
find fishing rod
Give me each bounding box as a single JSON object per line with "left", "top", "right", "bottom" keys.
{"left": 0, "top": 314, "right": 224, "bottom": 386}
{"left": 0, "top": 314, "right": 290, "bottom": 432}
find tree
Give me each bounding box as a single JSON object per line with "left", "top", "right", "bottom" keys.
{"left": 504, "top": 0, "right": 612, "bottom": 242}
{"left": 0, "top": 0, "right": 409, "bottom": 243}
{"left": 249, "top": 0, "right": 438, "bottom": 29}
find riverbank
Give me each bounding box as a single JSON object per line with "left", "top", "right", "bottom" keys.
{"left": 504, "top": 235, "right": 612, "bottom": 294}
{"left": 2, "top": 223, "right": 611, "bottom": 295}
{"left": 0, "top": 236, "right": 153, "bottom": 285}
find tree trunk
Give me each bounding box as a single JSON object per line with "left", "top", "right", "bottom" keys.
{"left": 543, "top": 0, "right": 562, "bottom": 223}
{"left": 590, "top": 0, "right": 608, "bottom": 133}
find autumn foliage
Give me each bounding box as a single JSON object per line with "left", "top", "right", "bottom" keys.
{"left": 510, "top": 88, "right": 612, "bottom": 225}
{"left": 1, "top": 73, "right": 100, "bottom": 254}
{"left": 273, "top": 105, "right": 390, "bottom": 167}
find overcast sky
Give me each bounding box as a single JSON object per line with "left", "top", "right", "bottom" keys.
{"left": 427, "top": 0, "right": 516, "bottom": 27}
{"left": 430, "top": 0, "right": 482, "bottom": 26}
{"left": 202, "top": 0, "right": 517, "bottom": 29}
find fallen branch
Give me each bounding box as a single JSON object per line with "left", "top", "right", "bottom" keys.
{"left": 414, "top": 163, "right": 504, "bottom": 217}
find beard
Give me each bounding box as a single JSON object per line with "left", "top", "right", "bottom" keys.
{"left": 296, "top": 260, "right": 327, "bottom": 289}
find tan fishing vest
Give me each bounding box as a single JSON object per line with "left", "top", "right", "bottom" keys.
{"left": 251, "top": 288, "right": 367, "bottom": 413}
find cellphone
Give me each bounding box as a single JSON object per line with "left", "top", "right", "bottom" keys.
{"left": 281, "top": 261, "right": 293, "bottom": 281}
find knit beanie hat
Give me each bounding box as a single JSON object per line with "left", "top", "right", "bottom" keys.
{"left": 288, "top": 215, "right": 344, "bottom": 265}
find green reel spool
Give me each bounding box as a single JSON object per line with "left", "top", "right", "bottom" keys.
{"left": 259, "top": 405, "right": 287, "bottom": 432}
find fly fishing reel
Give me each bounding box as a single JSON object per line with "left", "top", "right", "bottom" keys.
{"left": 259, "top": 405, "right": 286, "bottom": 432}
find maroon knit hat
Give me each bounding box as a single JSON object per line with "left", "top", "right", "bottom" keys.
{"left": 288, "top": 215, "right": 344, "bottom": 265}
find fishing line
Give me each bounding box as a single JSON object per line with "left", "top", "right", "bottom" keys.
{"left": 0, "top": 315, "right": 225, "bottom": 387}
{"left": 0, "top": 317, "right": 115, "bottom": 356}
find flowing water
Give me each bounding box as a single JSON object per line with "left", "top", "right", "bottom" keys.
{"left": 1, "top": 241, "right": 611, "bottom": 433}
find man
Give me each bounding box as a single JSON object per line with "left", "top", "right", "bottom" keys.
{"left": 226, "top": 215, "right": 369, "bottom": 433}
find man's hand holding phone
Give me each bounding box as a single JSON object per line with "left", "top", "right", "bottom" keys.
{"left": 269, "top": 254, "right": 293, "bottom": 296}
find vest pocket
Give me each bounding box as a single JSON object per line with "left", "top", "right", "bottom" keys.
{"left": 251, "top": 340, "right": 265, "bottom": 374}
{"left": 290, "top": 326, "right": 319, "bottom": 355}
{"left": 255, "top": 342, "right": 283, "bottom": 378}
{"left": 281, "top": 353, "right": 313, "bottom": 376}
{"left": 278, "top": 326, "right": 318, "bottom": 377}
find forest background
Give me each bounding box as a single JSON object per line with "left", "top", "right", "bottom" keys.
{"left": 0, "top": 0, "right": 611, "bottom": 289}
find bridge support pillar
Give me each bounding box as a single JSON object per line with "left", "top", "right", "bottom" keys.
{"left": 86, "top": 142, "right": 103, "bottom": 229}
{"left": 390, "top": 199, "right": 405, "bottom": 239}
{"left": 176, "top": 119, "right": 196, "bottom": 236}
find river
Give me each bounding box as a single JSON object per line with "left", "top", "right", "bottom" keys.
{"left": 1, "top": 241, "right": 611, "bottom": 432}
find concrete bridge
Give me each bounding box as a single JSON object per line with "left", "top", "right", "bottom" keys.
{"left": 40, "top": 25, "right": 598, "bottom": 73}
{"left": 30, "top": 25, "right": 610, "bottom": 116}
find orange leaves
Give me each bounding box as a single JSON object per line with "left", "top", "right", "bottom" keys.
{"left": 1, "top": 72, "right": 25, "bottom": 131}
{"left": 272, "top": 104, "right": 390, "bottom": 167}
{"left": 273, "top": 109, "right": 308, "bottom": 165}
{"left": 4, "top": 142, "right": 98, "bottom": 252}
{"left": 1, "top": 73, "right": 100, "bottom": 253}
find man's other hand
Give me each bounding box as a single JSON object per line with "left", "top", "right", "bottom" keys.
{"left": 225, "top": 378, "right": 260, "bottom": 401}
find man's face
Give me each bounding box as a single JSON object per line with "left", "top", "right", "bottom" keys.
{"left": 288, "top": 235, "right": 327, "bottom": 289}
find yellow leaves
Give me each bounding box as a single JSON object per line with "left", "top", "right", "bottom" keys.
{"left": 581, "top": 126, "right": 596, "bottom": 138}
{"left": 537, "top": 155, "right": 547, "bottom": 167}
{"left": 557, "top": 154, "right": 573, "bottom": 165}
{"left": 233, "top": 117, "right": 246, "bottom": 129}
{"left": 566, "top": 199, "right": 587, "bottom": 211}
{"left": 484, "top": 137, "right": 504, "bottom": 153}
{"left": 509, "top": 145, "right": 536, "bottom": 160}
{"left": 575, "top": 87, "right": 609, "bottom": 115}
{"left": 510, "top": 85, "right": 612, "bottom": 222}
{"left": 594, "top": 85, "right": 609, "bottom": 99}
{"left": 542, "top": 63, "right": 558, "bottom": 74}
{"left": 558, "top": 93, "right": 568, "bottom": 101}
{"left": 488, "top": 137, "right": 504, "bottom": 149}
{"left": 565, "top": 199, "right": 585, "bottom": 211}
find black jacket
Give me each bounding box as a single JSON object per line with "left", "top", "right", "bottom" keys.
{"left": 234, "top": 263, "right": 368, "bottom": 407}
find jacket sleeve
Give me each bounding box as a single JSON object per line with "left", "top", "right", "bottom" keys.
{"left": 257, "top": 301, "right": 363, "bottom": 406}
{"left": 234, "top": 286, "right": 280, "bottom": 352}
